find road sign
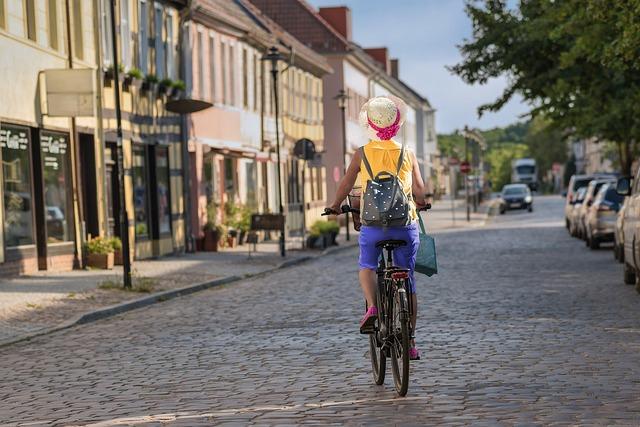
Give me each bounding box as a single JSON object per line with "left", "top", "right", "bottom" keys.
{"left": 460, "top": 161, "right": 471, "bottom": 174}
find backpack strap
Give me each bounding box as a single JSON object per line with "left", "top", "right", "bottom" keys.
{"left": 395, "top": 143, "right": 406, "bottom": 177}
{"left": 360, "top": 146, "right": 375, "bottom": 180}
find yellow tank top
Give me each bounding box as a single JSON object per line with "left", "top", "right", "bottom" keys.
{"left": 359, "top": 140, "right": 417, "bottom": 220}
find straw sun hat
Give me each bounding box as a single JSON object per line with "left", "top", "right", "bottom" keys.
{"left": 358, "top": 95, "right": 407, "bottom": 141}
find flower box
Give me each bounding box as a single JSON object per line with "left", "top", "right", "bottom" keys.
{"left": 87, "top": 252, "right": 114, "bottom": 270}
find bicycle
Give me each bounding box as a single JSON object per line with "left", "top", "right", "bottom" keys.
{"left": 322, "top": 203, "right": 431, "bottom": 396}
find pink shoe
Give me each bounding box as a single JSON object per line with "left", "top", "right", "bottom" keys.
{"left": 409, "top": 347, "right": 421, "bottom": 360}
{"left": 359, "top": 306, "right": 378, "bottom": 333}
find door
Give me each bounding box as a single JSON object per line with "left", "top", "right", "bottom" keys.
{"left": 79, "top": 133, "right": 99, "bottom": 239}
{"left": 105, "top": 143, "right": 121, "bottom": 238}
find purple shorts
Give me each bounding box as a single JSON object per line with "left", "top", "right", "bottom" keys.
{"left": 358, "top": 222, "right": 420, "bottom": 293}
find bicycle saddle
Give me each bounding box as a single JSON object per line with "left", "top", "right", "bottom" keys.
{"left": 375, "top": 239, "right": 407, "bottom": 249}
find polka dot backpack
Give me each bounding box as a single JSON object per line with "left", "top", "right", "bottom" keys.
{"left": 360, "top": 143, "right": 411, "bottom": 227}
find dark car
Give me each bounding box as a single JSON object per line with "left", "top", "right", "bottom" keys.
{"left": 499, "top": 184, "right": 533, "bottom": 214}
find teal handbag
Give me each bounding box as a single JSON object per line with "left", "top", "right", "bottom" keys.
{"left": 415, "top": 214, "right": 438, "bottom": 276}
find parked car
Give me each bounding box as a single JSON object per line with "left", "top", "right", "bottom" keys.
{"left": 565, "top": 174, "right": 594, "bottom": 231}
{"left": 499, "top": 184, "right": 533, "bottom": 214}
{"left": 584, "top": 182, "right": 624, "bottom": 249}
{"left": 614, "top": 196, "right": 628, "bottom": 263}
{"left": 569, "top": 187, "right": 588, "bottom": 237}
{"left": 616, "top": 173, "right": 640, "bottom": 290}
{"left": 576, "top": 178, "right": 616, "bottom": 240}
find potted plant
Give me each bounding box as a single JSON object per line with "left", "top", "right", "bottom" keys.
{"left": 171, "top": 79, "right": 186, "bottom": 99}
{"left": 307, "top": 221, "right": 322, "bottom": 249}
{"left": 202, "top": 201, "right": 222, "bottom": 252}
{"left": 237, "top": 205, "right": 252, "bottom": 245}
{"left": 124, "top": 67, "right": 144, "bottom": 91}
{"left": 158, "top": 78, "right": 174, "bottom": 96}
{"left": 203, "top": 222, "right": 223, "bottom": 252}
{"left": 109, "top": 236, "right": 123, "bottom": 265}
{"left": 142, "top": 74, "right": 159, "bottom": 93}
{"left": 104, "top": 63, "right": 125, "bottom": 86}
{"left": 325, "top": 220, "right": 340, "bottom": 246}
{"left": 84, "top": 236, "right": 115, "bottom": 270}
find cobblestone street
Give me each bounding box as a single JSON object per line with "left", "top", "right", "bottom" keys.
{"left": 2, "top": 196, "right": 640, "bottom": 425}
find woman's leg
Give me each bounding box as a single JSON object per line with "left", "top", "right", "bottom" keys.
{"left": 359, "top": 269, "right": 377, "bottom": 308}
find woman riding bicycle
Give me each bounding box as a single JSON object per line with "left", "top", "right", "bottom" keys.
{"left": 326, "top": 95, "right": 428, "bottom": 360}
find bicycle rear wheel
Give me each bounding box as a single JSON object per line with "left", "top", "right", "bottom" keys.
{"left": 390, "top": 288, "right": 410, "bottom": 396}
{"left": 369, "top": 291, "right": 386, "bottom": 385}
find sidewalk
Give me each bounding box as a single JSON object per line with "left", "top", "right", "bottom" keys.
{"left": 0, "top": 197, "right": 497, "bottom": 347}
{"left": 0, "top": 235, "right": 356, "bottom": 346}
{"left": 423, "top": 194, "right": 499, "bottom": 231}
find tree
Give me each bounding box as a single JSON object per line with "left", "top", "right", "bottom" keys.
{"left": 451, "top": 0, "right": 640, "bottom": 175}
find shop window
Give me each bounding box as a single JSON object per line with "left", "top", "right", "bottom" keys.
{"left": 1, "top": 124, "right": 35, "bottom": 247}
{"left": 40, "top": 131, "right": 73, "bottom": 243}
{"left": 223, "top": 157, "right": 236, "bottom": 199}
{"left": 245, "top": 161, "right": 256, "bottom": 208}
{"left": 155, "top": 147, "right": 171, "bottom": 235}
{"left": 204, "top": 152, "right": 218, "bottom": 207}
{"left": 132, "top": 146, "right": 150, "bottom": 238}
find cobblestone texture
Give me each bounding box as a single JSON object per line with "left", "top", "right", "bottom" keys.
{"left": 1, "top": 196, "right": 639, "bottom": 425}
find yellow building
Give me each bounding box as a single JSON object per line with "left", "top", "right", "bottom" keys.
{"left": 99, "top": 0, "right": 187, "bottom": 259}
{"left": 0, "top": 0, "right": 102, "bottom": 274}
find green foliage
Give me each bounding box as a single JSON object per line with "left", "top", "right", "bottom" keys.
{"left": 309, "top": 220, "right": 339, "bottom": 237}
{"left": 145, "top": 74, "right": 158, "bottom": 84}
{"left": 451, "top": 0, "right": 640, "bottom": 174}
{"left": 486, "top": 143, "right": 529, "bottom": 191}
{"left": 222, "top": 201, "right": 253, "bottom": 232}
{"left": 172, "top": 79, "right": 186, "bottom": 90}
{"left": 127, "top": 67, "right": 143, "bottom": 79}
{"left": 108, "top": 236, "right": 122, "bottom": 251}
{"left": 84, "top": 237, "right": 114, "bottom": 255}
{"left": 159, "top": 78, "right": 173, "bottom": 87}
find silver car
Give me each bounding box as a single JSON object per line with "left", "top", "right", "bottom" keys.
{"left": 577, "top": 178, "right": 616, "bottom": 239}
{"left": 569, "top": 187, "right": 587, "bottom": 237}
{"left": 614, "top": 196, "right": 628, "bottom": 263}
{"left": 585, "top": 182, "right": 624, "bottom": 249}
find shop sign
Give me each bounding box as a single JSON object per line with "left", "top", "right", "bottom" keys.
{"left": 44, "top": 69, "right": 95, "bottom": 117}
{"left": 0, "top": 127, "right": 29, "bottom": 151}
{"left": 40, "top": 132, "right": 68, "bottom": 171}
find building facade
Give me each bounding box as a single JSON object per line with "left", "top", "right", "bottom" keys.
{"left": 0, "top": 0, "right": 100, "bottom": 274}
{"left": 247, "top": 1, "right": 439, "bottom": 205}
{"left": 99, "top": 0, "right": 187, "bottom": 260}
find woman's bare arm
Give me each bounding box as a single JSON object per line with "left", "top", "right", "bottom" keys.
{"left": 329, "top": 150, "right": 362, "bottom": 211}
{"left": 410, "top": 151, "right": 427, "bottom": 206}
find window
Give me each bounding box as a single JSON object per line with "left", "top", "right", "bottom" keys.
{"left": 0, "top": 0, "right": 5, "bottom": 30}
{"left": 120, "top": 0, "right": 131, "bottom": 68}
{"left": 102, "top": 0, "right": 113, "bottom": 66}
{"left": 229, "top": 44, "right": 235, "bottom": 106}
{"left": 203, "top": 153, "right": 218, "bottom": 207}
{"left": 223, "top": 157, "right": 235, "bottom": 196}
{"left": 132, "top": 146, "right": 149, "bottom": 238}
{"left": 47, "top": 0, "right": 58, "bottom": 50}
{"left": 221, "top": 42, "right": 227, "bottom": 104}
{"left": 72, "top": 0, "right": 83, "bottom": 59}
{"left": 154, "top": 3, "right": 164, "bottom": 79}
{"left": 245, "top": 162, "right": 256, "bottom": 207}
{"left": 166, "top": 12, "right": 174, "bottom": 78}
{"left": 138, "top": 0, "right": 148, "bottom": 73}
{"left": 242, "top": 49, "right": 248, "bottom": 109}
{"left": 197, "top": 30, "right": 204, "bottom": 98}
{"left": 253, "top": 53, "right": 258, "bottom": 111}
{"left": 155, "top": 147, "right": 171, "bottom": 235}
{"left": 24, "top": 0, "right": 36, "bottom": 41}
{"left": 40, "top": 131, "right": 73, "bottom": 243}
{"left": 209, "top": 35, "right": 215, "bottom": 102}
{"left": 1, "top": 124, "right": 35, "bottom": 247}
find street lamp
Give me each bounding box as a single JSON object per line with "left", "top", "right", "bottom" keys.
{"left": 108, "top": 0, "right": 132, "bottom": 288}
{"left": 334, "top": 89, "right": 350, "bottom": 241}
{"left": 262, "top": 47, "right": 286, "bottom": 257}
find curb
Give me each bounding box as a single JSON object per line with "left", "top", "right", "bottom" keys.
{"left": 0, "top": 241, "right": 359, "bottom": 349}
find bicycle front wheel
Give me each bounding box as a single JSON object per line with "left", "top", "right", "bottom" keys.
{"left": 390, "top": 288, "right": 410, "bottom": 396}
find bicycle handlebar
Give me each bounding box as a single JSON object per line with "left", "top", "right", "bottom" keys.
{"left": 321, "top": 203, "right": 431, "bottom": 216}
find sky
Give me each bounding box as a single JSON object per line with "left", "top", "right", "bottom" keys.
{"left": 307, "top": 0, "right": 529, "bottom": 134}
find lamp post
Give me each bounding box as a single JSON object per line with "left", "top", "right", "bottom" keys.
{"left": 262, "top": 47, "right": 286, "bottom": 257}
{"left": 109, "top": 0, "right": 132, "bottom": 288}
{"left": 334, "top": 89, "right": 350, "bottom": 241}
